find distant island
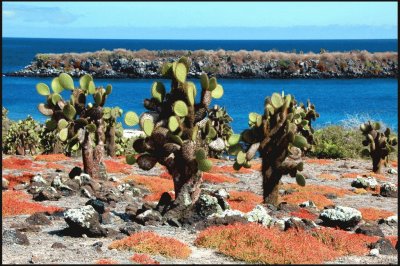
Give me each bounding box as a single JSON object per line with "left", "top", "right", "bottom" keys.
{"left": 6, "top": 49, "right": 398, "bottom": 79}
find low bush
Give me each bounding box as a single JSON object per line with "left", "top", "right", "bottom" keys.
{"left": 130, "top": 254, "right": 159, "bottom": 264}
{"left": 358, "top": 207, "right": 395, "bottom": 221}
{"left": 227, "top": 190, "right": 263, "bottom": 213}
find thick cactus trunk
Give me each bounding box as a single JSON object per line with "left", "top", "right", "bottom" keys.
{"left": 105, "top": 124, "right": 116, "bottom": 157}
{"left": 371, "top": 153, "right": 383, "bottom": 173}
{"left": 93, "top": 118, "right": 106, "bottom": 180}
{"left": 82, "top": 130, "right": 96, "bottom": 178}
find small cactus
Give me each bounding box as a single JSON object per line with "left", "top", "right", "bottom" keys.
{"left": 103, "top": 105, "right": 123, "bottom": 156}
{"left": 207, "top": 105, "right": 234, "bottom": 158}
{"left": 36, "top": 73, "right": 114, "bottom": 179}
{"left": 360, "top": 121, "right": 397, "bottom": 173}
{"left": 124, "top": 57, "right": 225, "bottom": 217}
{"left": 230, "top": 92, "right": 318, "bottom": 206}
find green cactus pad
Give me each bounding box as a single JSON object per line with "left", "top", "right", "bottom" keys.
{"left": 256, "top": 115, "right": 263, "bottom": 127}
{"left": 151, "top": 81, "right": 166, "bottom": 103}
{"left": 75, "top": 118, "right": 89, "bottom": 127}
{"left": 197, "top": 159, "right": 212, "bottom": 172}
{"left": 168, "top": 133, "right": 183, "bottom": 145}
{"left": 373, "top": 122, "right": 381, "bottom": 130}
{"left": 296, "top": 173, "right": 306, "bottom": 186}
{"left": 63, "top": 104, "right": 76, "bottom": 120}
{"left": 79, "top": 74, "right": 93, "bottom": 90}
{"left": 86, "top": 123, "right": 97, "bottom": 133}
{"left": 266, "top": 104, "right": 275, "bottom": 115}
{"left": 233, "top": 162, "right": 242, "bottom": 171}
{"left": 228, "top": 134, "right": 241, "bottom": 146}
{"left": 173, "top": 100, "right": 188, "bottom": 117}
{"left": 124, "top": 111, "right": 139, "bottom": 126}
{"left": 58, "top": 128, "right": 68, "bottom": 141}
{"left": 186, "top": 82, "right": 196, "bottom": 106}
{"left": 200, "top": 73, "right": 209, "bottom": 90}
{"left": 192, "top": 125, "right": 199, "bottom": 141}
{"left": 51, "top": 77, "right": 64, "bottom": 93}
{"left": 59, "top": 73, "right": 74, "bottom": 90}
{"left": 143, "top": 119, "right": 154, "bottom": 136}
{"left": 45, "top": 119, "right": 57, "bottom": 130}
{"left": 168, "top": 116, "right": 180, "bottom": 132}
{"left": 161, "top": 62, "right": 172, "bottom": 77}
{"left": 208, "top": 77, "right": 217, "bottom": 91}
{"left": 297, "top": 162, "right": 304, "bottom": 171}
{"left": 51, "top": 93, "right": 62, "bottom": 105}
{"left": 284, "top": 95, "right": 292, "bottom": 108}
{"left": 36, "top": 83, "right": 50, "bottom": 96}
{"left": 57, "top": 119, "right": 69, "bottom": 130}
{"left": 195, "top": 148, "right": 207, "bottom": 161}
{"left": 249, "top": 112, "right": 259, "bottom": 123}
{"left": 173, "top": 62, "right": 187, "bottom": 84}
{"left": 211, "top": 85, "right": 224, "bottom": 99}
{"left": 88, "top": 81, "right": 96, "bottom": 94}
{"left": 94, "top": 92, "right": 102, "bottom": 105}
{"left": 103, "top": 107, "right": 111, "bottom": 119}
{"left": 228, "top": 144, "right": 242, "bottom": 156}
{"left": 271, "top": 93, "right": 284, "bottom": 109}
{"left": 105, "top": 84, "right": 112, "bottom": 95}
{"left": 292, "top": 135, "right": 308, "bottom": 149}
{"left": 126, "top": 154, "right": 137, "bottom": 165}
{"left": 178, "top": 56, "right": 190, "bottom": 71}
{"left": 237, "top": 150, "right": 247, "bottom": 164}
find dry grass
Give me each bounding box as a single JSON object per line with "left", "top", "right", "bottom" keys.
{"left": 358, "top": 207, "right": 395, "bottom": 221}
{"left": 109, "top": 231, "right": 191, "bottom": 259}
{"left": 2, "top": 191, "right": 63, "bottom": 217}
{"left": 227, "top": 190, "right": 263, "bottom": 213}
{"left": 195, "top": 223, "right": 378, "bottom": 264}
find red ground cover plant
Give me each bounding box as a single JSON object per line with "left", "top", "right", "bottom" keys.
{"left": 290, "top": 208, "right": 318, "bottom": 220}
{"left": 2, "top": 157, "right": 40, "bottom": 170}
{"left": 109, "top": 231, "right": 191, "bottom": 259}
{"left": 195, "top": 223, "right": 378, "bottom": 264}
{"left": 305, "top": 158, "right": 333, "bottom": 165}
{"left": 159, "top": 172, "right": 172, "bottom": 180}
{"left": 44, "top": 162, "right": 65, "bottom": 170}
{"left": 34, "top": 154, "right": 70, "bottom": 162}
{"left": 227, "top": 190, "right": 263, "bottom": 213}
{"left": 358, "top": 207, "right": 395, "bottom": 221}
{"left": 95, "top": 258, "right": 119, "bottom": 264}
{"left": 390, "top": 161, "right": 397, "bottom": 167}
{"left": 130, "top": 254, "right": 160, "bottom": 264}
{"left": 250, "top": 162, "right": 262, "bottom": 171}
{"left": 123, "top": 175, "right": 175, "bottom": 202}
{"left": 3, "top": 172, "right": 34, "bottom": 189}
{"left": 202, "top": 173, "right": 239, "bottom": 184}
{"left": 317, "top": 173, "right": 338, "bottom": 180}
{"left": 211, "top": 164, "right": 252, "bottom": 174}
{"left": 104, "top": 159, "right": 132, "bottom": 174}
{"left": 281, "top": 184, "right": 352, "bottom": 209}
{"left": 2, "top": 191, "right": 63, "bottom": 217}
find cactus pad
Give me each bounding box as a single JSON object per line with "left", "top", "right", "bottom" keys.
{"left": 173, "top": 100, "right": 188, "bottom": 117}
{"left": 124, "top": 111, "right": 139, "bottom": 126}
{"left": 36, "top": 83, "right": 50, "bottom": 96}
{"left": 151, "top": 81, "right": 165, "bottom": 103}
{"left": 59, "top": 73, "right": 74, "bottom": 90}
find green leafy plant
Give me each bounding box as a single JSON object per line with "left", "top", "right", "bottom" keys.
{"left": 124, "top": 56, "right": 225, "bottom": 217}
{"left": 360, "top": 121, "right": 397, "bottom": 173}
{"left": 229, "top": 92, "right": 318, "bottom": 206}
{"left": 207, "top": 104, "right": 234, "bottom": 158}
{"left": 36, "top": 73, "right": 114, "bottom": 179}
{"left": 3, "top": 116, "right": 42, "bottom": 155}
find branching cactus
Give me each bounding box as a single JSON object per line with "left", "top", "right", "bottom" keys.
{"left": 228, "top": 92, "right": 317, "bottom": 206}
{"left": 36, "top": 73, "right": 113, "bottom": 179}
{"left": 124, "top": 57, "right": 224, "bottom": 215}
{"left": 360, "top": 121, "right": 397, "bottom": 173}
{"left": 103, "top": 106, "right": 123, "bottom": 157}
{"left": 207, "top": 105, "right": 234, "bottom": 158}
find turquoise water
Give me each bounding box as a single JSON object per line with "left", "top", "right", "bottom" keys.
{"left": 2, "top": 77, "right": 398, "bottom": 133}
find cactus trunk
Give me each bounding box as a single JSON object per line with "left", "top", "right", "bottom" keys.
{"left": 93, "top": 118, "right": 106, "bottom": 179}
{"left": 105, "top": 124, "right": 116, "bottom": 157}
{"left": 372, "top": 153, "right": 383, "bottom": 173}
{"left": 82, "top": 130, "right": 96, "bottom": 178}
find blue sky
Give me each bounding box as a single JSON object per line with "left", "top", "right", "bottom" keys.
{"left": 2, "top": 1, "right": 398, "bottom": 39}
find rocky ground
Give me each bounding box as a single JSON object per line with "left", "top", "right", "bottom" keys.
{"left": 2, "top": 154, "right": 398, "bottom": 264}
{"left": 5, "top": 49, "right": 397, "bottom": 79}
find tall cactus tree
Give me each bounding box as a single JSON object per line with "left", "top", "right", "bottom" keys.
{"left": 103, "top": 106, "right": 123, "bottom": 157}
{"left": 36, "top": 73, "right": 113, "bottom": 179}
{"left": 228, "top": 92, "right": 318, "bottom": 206}
{"left": 207, "top": 105, "right": 234, "bottom": 158}
{"left": 360, "top": 121, "right": 397, "bottom": 173}
{"left": 124, "top": 57, "right": 224, "bottom": 216}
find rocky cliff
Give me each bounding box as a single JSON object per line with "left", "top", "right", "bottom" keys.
{"left": 6, "top": 49, "right": 398, "bottom": 79}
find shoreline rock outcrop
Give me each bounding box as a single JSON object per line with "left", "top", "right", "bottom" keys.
{"left": 5, "top": 48, "right": 398, "bottom": 79}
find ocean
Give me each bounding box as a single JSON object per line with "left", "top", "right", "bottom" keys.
{"left": 2, "top": 38, "right": 398, "bottom": 133}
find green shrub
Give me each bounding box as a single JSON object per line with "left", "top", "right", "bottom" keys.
{"left": 310, "top": 125, "right": 365, "bottom": 159}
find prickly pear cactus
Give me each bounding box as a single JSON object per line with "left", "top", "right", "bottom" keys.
{"left": 207, "top": 105, "right": 234, "bottom": 158}
{"left": 2, "top": 107, "right": 11, "bottom": 145}
{"left": 3, "top": 116, "right": 42, "bottom": 155}
{"left": 229, "top": 92, "right": 317, "bottom": 206}
{"left": 103, "top": 106, "right": 123, "bottom": 156}
{"left": 360, "top": 121, "right": 397, "bottom": 173}
{"left": 124, "top": 56, "right": 225, "bottom": 214}
{"left": 35, "top": 73, "right": 114, "bottom": 179}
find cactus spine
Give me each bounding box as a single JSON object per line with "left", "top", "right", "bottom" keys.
{"left": 124, "top": 57, "right": 224, "bottom": 217}
{"left": 230, "top": 92, "right": 317, "bottom": 206}
{"left": 360, "top": 121, "right": 397, "bottom": 173}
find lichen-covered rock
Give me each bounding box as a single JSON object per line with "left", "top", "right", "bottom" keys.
{"left": 284, "top": 217, "right": 317, "bottom": 231}
{"left": 208, "top": 137, "right": 226, "bottom": 152}
{"left": 33, "top": 186, "right": 61, "bottom": 201}
{"left": 378, "top": 215, "right": 398, "bottom": 226}
{"left": 211, "top": 188, "right": 230, "bottom": 211}
{"left": 299, "top": 200, "right": 317, "bottom": 208}
{"left": 247, "top": 205, "right": 272, "bottom": 226}
{"left": 2, "top": 177, "right": 9, "bottom": 190}
{"left": 320, "top": 206, "right": 362, "bottom": 230}
{"left": 63, "top": 205, "right": 107, "bottom": 237}
{"left": 2, "top": 230, "right": 30, "bottom": 246}
{"left": 117, "top": 183, "right": 131, "bottom": 193}
{"left": 195, "top": 194, "right": 223, "bottom": 217}
{"left": 135, "top": 210, "right": 163, "bottom": 226}
{"left": 380, "top": 182, "right": 398, "bottom": 198}
{"left": 31, "top": 174, "right": 47, "bottom": 185}
{"left": 86, "top": 199, "right": 106, "bottom": 214}
{"left": 351, "top": 176, "right": 378, "bottom": 189}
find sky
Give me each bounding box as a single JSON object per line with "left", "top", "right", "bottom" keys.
{"left": 2, "top": 1, "right": 398, "bottom": 39}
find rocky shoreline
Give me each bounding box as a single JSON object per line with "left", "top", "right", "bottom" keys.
{"left": 5, "top": 49, "right": 398, "bottom": 79}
